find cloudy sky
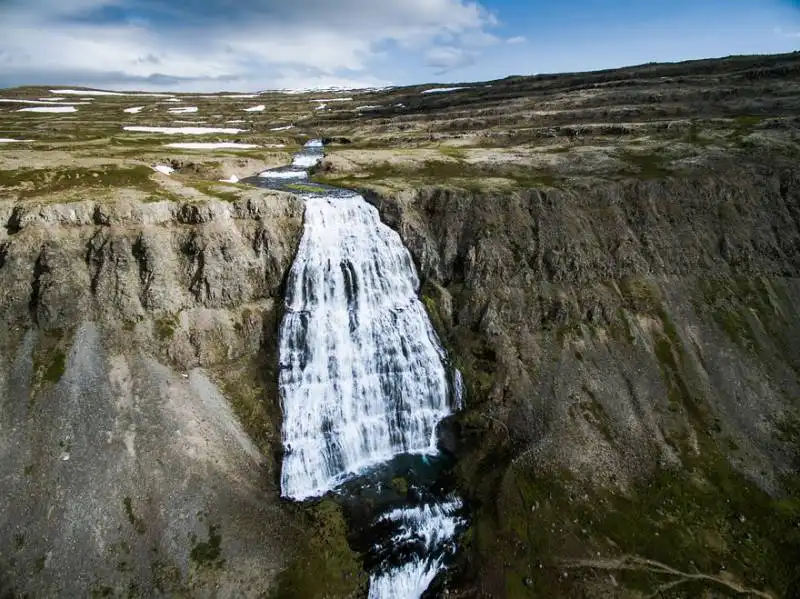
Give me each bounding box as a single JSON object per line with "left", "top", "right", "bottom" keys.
{"left": 0, "top": 0, "right": 798, "bottom": 91}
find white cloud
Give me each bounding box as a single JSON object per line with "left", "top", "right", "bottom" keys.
{"left": 0, "top": 0, "right": 499, "bottom": 90}
{"left": 425, "top": 46, "right": 475, "bottom": 72}
{"left": 774, "top": 27, "right": 800, "bottom": 39}
{"left": 506, "top": 36, "right": 527, "bottom": 44}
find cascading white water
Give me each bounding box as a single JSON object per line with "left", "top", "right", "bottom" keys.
{"left": 273, "top": 140, "right": 464, "bottom": 599}
{"left": 279, "top": 193, "right": 459, "bottom": 500}
{"left": 368, "top": 498, "right": 464, "bottom": 599}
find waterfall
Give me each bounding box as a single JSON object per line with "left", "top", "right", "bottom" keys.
{"left": 279, "top": 193, "right": 458, "bottom": 500}
{"left": 368, "top": 498, "right": 464, "bottom": 599}
{"left": 271, "top": 140, "right": 464, "bottom": 599}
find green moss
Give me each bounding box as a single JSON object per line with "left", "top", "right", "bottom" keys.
{"left": 467, "top": 455, "right": 800, "bottom": 597}
{"left": 390, "top": 476, "right": 409, "bottom": 496}
{"left": 123, "top": 497, "right": 146, "bottom": 535}
{"left": 154, "top": 314, "right": 179, "bottom": 341}
{"left": 0, "top": 165, "right": 160, "bottom": 199}
{"left": 43, "top": 351, "right": 66, "bottom": 383}
{"left": 285, "top": 183, "right": 326, "bottom": 193}
{"left": 617, "top": 149, "right": 671, "bottom": 179}
{"left": 190, "top": 524, "right": 223, "bottom": 568}
{"left": 271, "top": 500, "right": 367, "bottom": 599}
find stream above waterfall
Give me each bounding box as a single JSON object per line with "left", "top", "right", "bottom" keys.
{"left": 243, "top": 140, "right": 466, "bottom": 599}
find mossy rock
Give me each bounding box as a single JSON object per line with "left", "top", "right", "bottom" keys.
{"left": 270, "top": 500, "right": 367, "bottom": 599}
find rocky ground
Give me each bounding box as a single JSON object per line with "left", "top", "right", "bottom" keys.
{"left": 1, "top": 52, "right": 799, "bottom": 598}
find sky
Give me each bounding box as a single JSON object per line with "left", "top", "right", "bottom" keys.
{"left": 0, "top": 0, "right": 798, "bottom": 91}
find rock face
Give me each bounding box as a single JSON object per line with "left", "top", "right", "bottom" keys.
{"left": 0, "top": 193, "right": 306, "bottom": 597}
{"left": 363, "top": 164, "right": 800, "bottom": 597}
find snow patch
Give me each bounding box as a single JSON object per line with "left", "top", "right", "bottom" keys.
{"left": 270, "top": 125, "right": 294, "bottom": 131}
{"left": 152, "top": 165, "right": 174, "bottom": 175}
{"left": 50, "top": 89, "right": 171, "bottom": 97}
{"left": 168, "top": 106, "right": 198, "bottom": 114}
{"left": 165, "top": 142, "right": 260, "bottom": 149}
{"left": 311, "top": 97, "right": 353, "bottom": 102}
{"left": 315, "top": 104, "right": 327, "bottom": 110}
{"left": 17, "top": 106, "right": 77, "bottom": 113}
{"left": 355, "top": 105, "right": 382, "bottom": 111}
{"left": 243, "top": 105, "right": 265, "bottom": 112}
{"left": 421, "top": 87, "right": 466, "bottom": 94}
{"left": 123, "top": 106, "right": 145, "bottom": 113}
{"left": 0, "top": 138, "right": 34, "bottom": 143}
{"left": 123, "top": 126, "right": 244, "bottom": 134}
{"left": 0, "top": 98, "right": 86, "bottom": 105}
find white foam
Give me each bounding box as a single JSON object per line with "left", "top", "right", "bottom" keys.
{"left": 0, "top": 138, "right": 34, "bottom": 143}
{"left": 421, "top": 87, "right": 466, "bottom": 94}
{"left": 270, "top": 125, "right": 294, "bottom": 131}
{"left": 243, "top": 105, "right": 266, "bottom": 112}
{"left": 168, "top": 106, "right": 198, "bottom": 113}
{"left": 165, "top": 142, "right": 259, "bottom": 149}
{"left": 17, "top": 106, "right": 77, "bottom": 113}
{"left": 292, "top": 153, "right": 321, "bottom": 168}
{"left": 123, "top": 106, "right": 145, "bottom": 113}
{"left": 152, "top": 165, "right": 174, "bottom": 175}
{"left": 123, "top": 126, "right": 244, "bottom": 134}
{"left": 258, "top": 170, "right": 308, "bottom": 179}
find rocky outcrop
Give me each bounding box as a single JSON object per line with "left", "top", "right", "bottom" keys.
{"left": 0, "top": 193, "right": 307, "bottom": 597}
{"left": 363, "top": 165, "right": 800, "bottom": 598}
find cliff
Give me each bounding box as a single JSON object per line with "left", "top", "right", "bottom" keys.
{"left": 0, "top": 192, "right": 316, "bottom": 597}
{"left": 363, "top": 163, "right": 800, "bottom": 598}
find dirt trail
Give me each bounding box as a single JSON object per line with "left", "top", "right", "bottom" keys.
{"left": 558, "top": 555, "right": 775, "bottom": 598}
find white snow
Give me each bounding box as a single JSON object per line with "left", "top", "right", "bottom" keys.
{"left": 17, "top": 106, "right": 77, "bottom": 113}
{"left": 311, "top": 97, "right": 353, "bottom": 102}
{"left": 152, "top": 165, "right": 174, "bottom": 175}
{"left": 355, "top": 105, "right": 382, "bottom": 111}
{"left": 222, "top": 94, "right": 259, "bottom": 98}
{"left": 421, "top": 87, "right": 466, "bottom": 94}
{"left": 0, "top": 98, "right": 86, "bottom": 105}
{"left": 123, "top": 126, "right": 244, "bottom": 135}
{"left": 123, "top": 106, "right": 145, "bottom": 113}
{"left": 168, "top": 106, "right": 198, "bottom": 113}
{"left": 172, "top": 120, "right": 206, "bottom": 124}
{"left": 243, "top": 105, "right": 265, "bottom": 112}
{"left": 394, "top": 103, "right": 406, "bottom": 108}
{"left": 165, "top": 142, "right": 259, "bottom": 149}
{"left": 219, "top": 175, "right": 240, "bottom": 183}
{"left": 164, "top": 98, "right": 182, "bottom": 103}
{"left": 226, "top": 120, "right": 246, "bottom": 124}
{"left": 0, "top": 138, "right": 34, "bottom": 143}
{"left": 38, "top": 97, "right": 65, "bottom": 101}
{"left": 270, "top": 125, "right": 294, "bottom": 131}
{"left": 258, "top": 170, "right": 308, "bottom": 179}
{"left": 315, "top": 104, "right": 327, "bottom": 110}
{"left": 50, "top": 89, "right": 171, "bottom": 97}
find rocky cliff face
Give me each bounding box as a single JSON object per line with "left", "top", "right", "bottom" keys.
{"left": 363, "top": 164, "right": 800, "bottom": 598}
{"left": 0, "top": 192, "right": 312, "bottom": 597}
